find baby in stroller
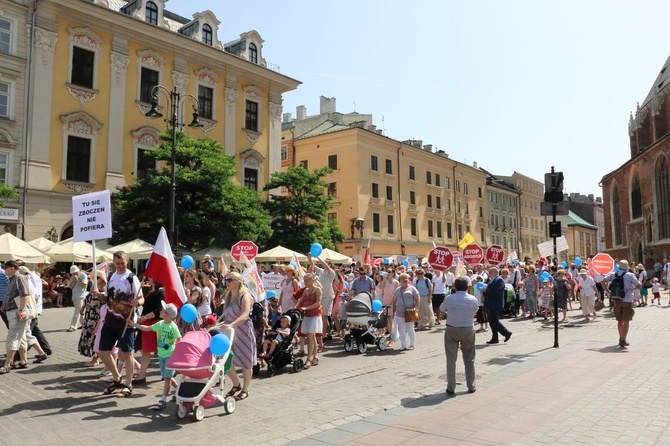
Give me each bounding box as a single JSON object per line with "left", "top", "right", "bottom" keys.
{"left": 259, "top": 315, "right": 291, "bottom": 359}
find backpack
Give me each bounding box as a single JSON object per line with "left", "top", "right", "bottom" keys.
{"left": 610, "top": 272, "right": 626, "bottom": 301}
{"left": 505, "top": 284, "right": 515, "bottom": 303}
{"left": 250, "top": 301, "right": 265, "bottom": 330}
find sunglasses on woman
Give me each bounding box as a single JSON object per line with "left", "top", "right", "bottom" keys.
{"left": 225, "top": 278, "right": 234, "bottom": 283}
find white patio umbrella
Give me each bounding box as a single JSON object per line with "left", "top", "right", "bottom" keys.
{"left": 27, "top": 237, "right": 56, "bottom": 251}
{"left": 190, "top": 246, "right": 234, "bottom": 265}
{"left": 254, "top": 245, "right": 307, "bottom": 263}
{"left": 109, "top": 238, "right": 155, "bottom": 260}
{"left": 41, "top": 237, "right": 113, "bottom": 263}
{"left": 318, "top": 248, "right": 354, "bottom": 265}
{"left": 0, "top": 233, "right": 51, "bottom": 263}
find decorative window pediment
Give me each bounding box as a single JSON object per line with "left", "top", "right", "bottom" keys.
{"left": 195, "top": 68, "right": 219, "bottom": 86}
{"left": 137, "top": 49, "right": 167, "bottom": 70}
{"left": 68, "top": 27, "right": 102, "bottom": 51}
{"left": 60, "top": 111, "right": 102, "bottom": 137}
{"left": 131, "top": 126, "right": 160, "bottom": 148}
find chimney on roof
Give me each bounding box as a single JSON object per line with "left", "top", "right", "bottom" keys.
{"left": 412, "top": 140, "right": 423, "bottom": 148}
{"left": 320, "top": 96, "right": 336, "bottom": 115}
{"left": 296, "top": 105, "right": 306, "bottom": 120}
{"left": 423, "top": 144, "right": 433, "bottom": 152}
{"left": 588, "top": 194, "right": 594, "bottom": 201}
{"left": 368, "top": 125, "right": 377, "bottom": 132}
{"left": 473, "top": 161, "right": 478, "bottom": 168}
{"left": 596, "top": 197, "right": 602, "bottom": 204}
{"left": 282, "top": 112, "right": 291, "bottom": 123}
{"left": 376, "top": 129, "right": 383, "bottom": 135}
{"left": 436, "top": 150, "right": 449, "bottom": 158}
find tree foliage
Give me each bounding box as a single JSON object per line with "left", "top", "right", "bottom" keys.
{"left": 0, "top": 184, "right": 18, "bottom": 207}
{"left": 263, "top": 165, "right": 344, "bottom": 252}
{"left": 111, "top": 131, "right": 271, "bottom": 250}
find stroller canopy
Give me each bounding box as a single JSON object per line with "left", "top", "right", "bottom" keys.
{"left": 167, "top": 330, "right": 213, "bottom": 371}
{"left": 346, "top": 292, "right": 373, "bottom": 326}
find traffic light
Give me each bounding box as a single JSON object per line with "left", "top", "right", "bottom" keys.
{"left": 544, "top": 171, "right": 564, "bottom": 203}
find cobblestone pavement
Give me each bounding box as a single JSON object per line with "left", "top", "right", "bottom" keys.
{"left": 1, "top": 292, "right": 669, "bottom": 445}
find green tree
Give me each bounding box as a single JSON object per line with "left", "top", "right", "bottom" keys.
{"left": 263, "top": 165, "right": 344, "bottom": 252}
{"left": 0, "top": 184, "right": 18, "bottom": 205}
{"left": 111, "top": 131, "right": 271, "bottom": 250}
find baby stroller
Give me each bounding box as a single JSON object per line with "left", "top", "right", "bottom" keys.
{"left": 167, "top": 327, "right": 236, "bottom": 421}
{"left": 263, "top": 309, "right": 304, "bottom": 376}
{"left": 343, "top": 292, "right": 390, "bottom": 353}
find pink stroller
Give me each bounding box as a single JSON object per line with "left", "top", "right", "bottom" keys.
{"left": 166, "top": 327, "right": 236, "bottom": 421}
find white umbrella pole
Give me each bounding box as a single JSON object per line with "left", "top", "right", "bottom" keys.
{"left": 91, "top": 239, "right": 98, "bottom": 292}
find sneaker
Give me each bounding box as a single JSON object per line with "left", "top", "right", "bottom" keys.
{"left": 33, "top": 354, "right": 48, "bottom": 364}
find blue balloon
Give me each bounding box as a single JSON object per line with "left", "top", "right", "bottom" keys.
{"left": 383, "top": 258, "right": 390, "bottom": 264}
{"left": 614, "top": 265, "right": 619, "bottom": 273}
{"left": 513, "top": 260, "right": 519, "bottom": 265}
{"left": 476, "top": 282, "right": 485, "bottom": 291}
{"left": 344, "top": 281, "right": 349, "bottom": 289}
{"left": 180, "top": 255, "right": 194, "bottom": 269}
{"left": 310, "top": 243, "right": 323, "bottom": 257}
{"left": 403, "top": 260, "right": 409, "bottom": 267}
{"left": 540, "top": 272, "right": 551, "bottom": 282}
{"left": 560, "top": 261, "right": 567, "bottom": 268}
{"left": 372, "top": 300, "right": 383, "bottom": 312}
{"left": 266, "top": 290, "right": 277, "bottom": 300}
{"left": 210, "top": 333, "right": 231, "bottom": 356}
{"left": 574, "top": 258, "right": 582, "bottom": 266}
{"left": 180, "top": 303, "right": 197, "bottom": 324}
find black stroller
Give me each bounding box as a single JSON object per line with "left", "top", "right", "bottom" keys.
{"left": 343, "top": 292, "right": 390, "bottom": 353}
{"left": 253, "top": 309, "right": 304, "bottom": 376}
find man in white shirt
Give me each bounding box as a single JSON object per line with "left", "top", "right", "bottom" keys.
{"left": 577, "top": 269, "right": 598, "bottom": 321}
{"left": 431, "top": 269, "right": 447, "bottom": 324}
{"left": 439, "top": 277, "right": 479, "bottom": 394}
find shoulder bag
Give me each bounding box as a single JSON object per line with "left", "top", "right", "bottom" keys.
{"left": 402, "top": 290, "right": 419, "bottom": 323}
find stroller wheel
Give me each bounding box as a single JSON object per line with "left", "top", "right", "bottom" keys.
{"left": 194, "top": 405, "right": 205, "bottom": 421}
{"left": 224, "top": 396, "right": 236, "bottom": 414}
{"left": 358, "top": 342, "right": 368, "bottom": 354}
{"left": 176, "top": 403, "right": 187, "bottom": 419}
{"left": 293, "top": 358, "right": 304, "bottom": 373}
{"left": 377, "top": 336, "right": 389, "bottom": 351}
{"left": 344, "top": 339, "right": 354, "bottom": 352}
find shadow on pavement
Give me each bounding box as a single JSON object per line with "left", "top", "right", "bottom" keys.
{"left": 586, "top": 345, "right": 628, "bottom": 354}
{"left": 400, "top": 392, "right": 447, "bottom": 408}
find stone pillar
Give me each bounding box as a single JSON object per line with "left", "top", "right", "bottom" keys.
{"left": 268, "top": 96, "right": 282, "bottom": 178}
{"left": 224, "top": 76, "right": 238, "bottom": 158}
{"left": 27, "top": 27, "right": 57, "bottom": 191}
{"left": 106, "top": 48, "right": 129, "bottom": 190}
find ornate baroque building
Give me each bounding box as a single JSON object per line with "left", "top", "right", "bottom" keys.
{"left": 12, "top": 0, "right": 300, "bottom": 241}
{"left": 601, "top": 55, "right": 670, "bottom": 266}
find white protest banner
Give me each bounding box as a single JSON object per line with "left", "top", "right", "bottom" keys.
{"left": 72, "top": 190, "right": 112, "bottom": 242}
{"left": 537, "top": 236, "right": 569, "bottom": 258}
{"left": 262, "top": 272, "right": 284, "bottom": 293}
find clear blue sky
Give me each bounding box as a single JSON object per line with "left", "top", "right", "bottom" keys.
{"left": 171, "top": 0, "right": 670, "bottom": 198}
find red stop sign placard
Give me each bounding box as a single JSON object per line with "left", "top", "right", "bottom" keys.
{"left": 462, "top": 244, "right": 484, "bottom": 265}
{"left": 592, "top": 252, "right": 614, "bottom": 275}
{"left": 428, "top": 246, "right": 453, "bottom": 271}
{"left": 486, "top": 244, "right": 505, "bottom": 265}
{"left": 231, "top": 240, "right": 259, "bottom": 262}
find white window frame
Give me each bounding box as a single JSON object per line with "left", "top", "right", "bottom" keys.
{"left": 0, "top": 150, "right": 12, "bottom": 185}
{"left": 131, "top": 127, "right": 160, "bottom": 181}
{"left": 0, "top": 16, "right": 17, "bottom": 55}
{"left": 0, "top": 80, "right": 14, "bottom": 120}
{"left": 243, "top": 86, "right": 263, "bottom": 133}
{"left": 67, "top": 28, "right": 102, "bottom": 91}
{"left": 60, "top": 112, "right": 101, "bottom": 183}
{"left": 280, "top": 145, "right": 288, "bottom": 161}
{"left": 136, "top": 50, "right": 166, "bottom": 108}
{"left": 194, "top": 68, "right": 219, "bottom": 125}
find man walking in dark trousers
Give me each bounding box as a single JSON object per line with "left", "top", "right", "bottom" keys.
{"left": 484, "top": 267, "right": 512, "bottom": 344}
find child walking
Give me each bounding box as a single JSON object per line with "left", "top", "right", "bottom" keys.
{"left": 131, "top": 301, "right": 181, "bottom": 410}
{"left": 651, "top": 278, "right": 662, "bottom": 305}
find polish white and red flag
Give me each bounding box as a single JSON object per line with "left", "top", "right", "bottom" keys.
{"left": 145, "top": 227, "right": 188, "bottom": 308}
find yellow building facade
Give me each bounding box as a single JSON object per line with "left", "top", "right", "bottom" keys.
{"left": 23, "top": 0, "right": 299, "bottom": 241}
{"left": 285, "top": 124, "right": 488, "bottom": 261}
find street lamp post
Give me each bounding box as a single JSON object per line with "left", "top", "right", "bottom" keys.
{"left": 145, "top": 86, "right": 202, "bottom": 248}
